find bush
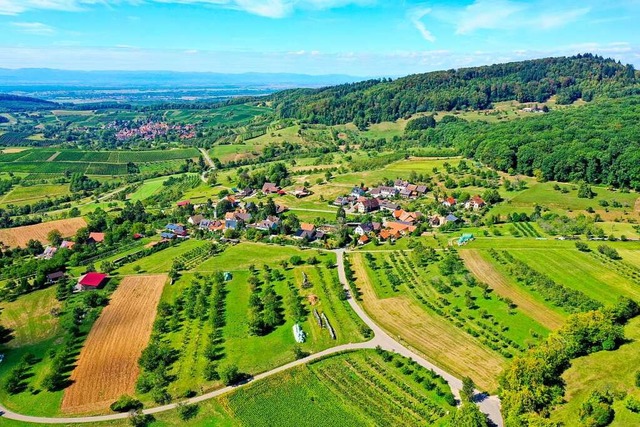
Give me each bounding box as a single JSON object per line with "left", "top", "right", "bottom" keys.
{"left": 626, "top": 396, "right": 640, "bottom": 413}
{"left": 575, "top": 241, "right": 590, "bottom": 252}
{"left": 636, "top": 371, "right": 640, "bottom": 388}
{"left": 110, "top": 395, "right": 143, "bottom": 413}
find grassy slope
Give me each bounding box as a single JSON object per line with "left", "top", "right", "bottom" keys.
{"left": 551, "top": 317, "right": 640, "bottom": 426}
{"left": 0, "top": 287, "right": 61, "bottom": 347}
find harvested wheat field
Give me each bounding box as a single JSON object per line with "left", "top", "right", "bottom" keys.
{"left": 62, "top": 274, "right": 167, "bottom": 414}
{"left": 350, "top": 253, "right": 504, "bottom": 391}
{"left": 0, "top": 217, "right": 87, "bottom": 248}
{"left": 460, "top": 249, "right": 566, "bottom": 330}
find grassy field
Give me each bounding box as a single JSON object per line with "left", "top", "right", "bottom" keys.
{"left": 1, "top": 183, "right": 70, "bottom": 206}
{"left": 508, "top": 248, "right": 640, "bottom": 304}
{"left": 550, "top": 317, "right": 640, "bottom": 426}
{"left": 117, "top": 239, "right": 209, "bottom": 275}
{"left": 0, "top": 287, "right": 61, "bottom": 348}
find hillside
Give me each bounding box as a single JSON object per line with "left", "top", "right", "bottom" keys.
{"left": 0, "top": 94, "right": 59, "bottom": 112}
{"left": 269, "top": 54, "right": 638, "bottom": 127}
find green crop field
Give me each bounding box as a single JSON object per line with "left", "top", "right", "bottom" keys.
{"left": 1, "top": 183, "right": 70, "bottom": 206}
{"left": 223, "top": 350, "right": 455, "bottom": 427}
{"left": 0, "top": 287, "right": 61, "bottom": 348}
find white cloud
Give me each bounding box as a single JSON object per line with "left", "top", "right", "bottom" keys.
{"left": 429, "top": 0, "right": 591, "bottom": 35}
{"left": 11, "top": 22, "right": 57, "bottom": 35}
{"left": 409, "top": 7, "right": 435, "bottom": 42}
{"left": 0, "top": 0, "right": 374, "bottom": 18}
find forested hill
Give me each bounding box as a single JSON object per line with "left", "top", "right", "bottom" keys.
{"left": 269, "top": 54, "right": 638, "bottom": 127}
{"left": 421, "top": 97, "right": 640, "bottom": 190}
{"left": 0, "top": 94, "right": 59, "bottom": 112}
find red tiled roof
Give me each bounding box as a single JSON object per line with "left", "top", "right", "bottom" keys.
{"left": 177, "top": 200, "right": 191, "bottom": 207}
{"left": 88, "top": 232, "right": 105, "bottom": 243}
{"left": 79, "top": 272, "right": 107, "bottom": 287}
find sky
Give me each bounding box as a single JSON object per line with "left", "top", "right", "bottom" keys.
{"left": 0, "top": 0, "right": 639, "bottom": 76}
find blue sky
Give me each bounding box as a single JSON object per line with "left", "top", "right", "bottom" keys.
{"left": 0, "top": 0, "right": 638, "bottom": 75}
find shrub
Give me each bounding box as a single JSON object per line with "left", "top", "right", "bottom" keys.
{"left": 626, "top": 397, "right": 640, "bottom": 413}
{"left": 110, "top": 395, "right": 143, "bottom": 413}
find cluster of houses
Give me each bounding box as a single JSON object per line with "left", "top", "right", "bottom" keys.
{"left": 334, "top": 179, "right": 429, "bottom": 214}
{"left": 351, "top": 207, "right": 424, "bottom": 245}
{"left": 441, "top": 195, "right": 486, "bottom": 211}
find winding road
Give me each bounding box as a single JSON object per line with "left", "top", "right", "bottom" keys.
{"left": 0, "top": 249, "right": 503, "bottom": 426}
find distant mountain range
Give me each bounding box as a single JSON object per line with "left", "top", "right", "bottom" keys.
{"left": 0, "top": 69, "right": 365, "bottom": 90}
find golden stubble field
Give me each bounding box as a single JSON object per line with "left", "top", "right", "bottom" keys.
{"left": 61, "top": 274, "right": 167, "bottom": 414}
{"left": 0, "top": 217, "right": 87, "bottom": 248}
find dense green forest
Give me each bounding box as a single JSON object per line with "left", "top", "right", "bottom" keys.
{"left": 416, "top": 97, "right": 640, "bottom": 189}
{"left": 269, "top": 54, "right": 638, "bottom": 127}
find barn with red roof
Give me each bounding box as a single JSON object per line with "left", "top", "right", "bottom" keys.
{"left": 76, "top": 272, "right": 108, "bottom": 292}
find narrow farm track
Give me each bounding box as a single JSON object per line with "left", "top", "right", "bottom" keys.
{"left": 0, "top": 251, "right": 503, "bottom": 426}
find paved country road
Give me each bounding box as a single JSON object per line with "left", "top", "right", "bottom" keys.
{"left": 0, "top": 249, "right": 503, "bottom": 426}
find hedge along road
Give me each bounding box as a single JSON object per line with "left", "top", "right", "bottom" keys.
{"left": 0, "top": 249, "right": 503, "bottom": 426}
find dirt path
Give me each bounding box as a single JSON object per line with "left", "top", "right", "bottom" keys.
{"left": 635, "top": 197, "right": 640, "bottom": 213}
{"left": 460, "top": 250, "right": 565, "bottom": 331}
{"left": 46, "top": 152, "right": 61, "bottom": 162}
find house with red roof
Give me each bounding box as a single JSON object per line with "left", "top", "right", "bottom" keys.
{"left": 87, "top": 232, "right": 105, "bottom": 244}
{"left": 177, "top": 200, "right": 191, "bottom": 207}
{"left": 76, "top": 272, "right": 108, "bottom": 292}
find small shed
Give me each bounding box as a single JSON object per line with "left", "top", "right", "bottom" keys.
{"left": 223, "top": 272, "right": 233, "bottom": 281}
{"left": 457, "top": 233, "right": 475, "bottom": 246}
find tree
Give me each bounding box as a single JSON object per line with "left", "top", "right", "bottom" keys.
{"left": 47, "top": 229, "right": 63, "bottom": 246}
{"left": 110, "top": 395, "right": 143, "bottom": 412}
{"left": 218, "top": 364, "right": 242, "bottom": 386}
{"left": 578, "top": 182, "right": 596, "bottom": 199}
{"left": 461, "top": 376, "right": 475, "bottom": 402}
{"left": 452, "top": 402, "right": 489, "bottom": 427}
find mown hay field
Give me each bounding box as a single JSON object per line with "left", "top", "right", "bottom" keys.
{"left": 61, "top": 274, "right": 167, "bottom": 414}
{"left": 0, "top": 217, "right": 87, "bottom": 248}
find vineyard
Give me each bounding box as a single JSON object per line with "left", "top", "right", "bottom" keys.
{"left": 0, "top": 148, "right": 199, "bottom": 175}
{"left": 224, "top": 350, "right": 455, "bottom": 427}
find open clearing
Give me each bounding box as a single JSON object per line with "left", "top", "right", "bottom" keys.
{"left": 350, "top": 252, "right": 504, "bottom": 391}
{"left": 0, "top": 217, "right": 87, "bottom": 248}
{"left": 460, "top": 249, "right": 565, "bottom": 330}
{"left": 61, "top": 274, "right": 167, "bottom": 414}
{"left": 0, "top": 287, "right": 61, "bottom": 347}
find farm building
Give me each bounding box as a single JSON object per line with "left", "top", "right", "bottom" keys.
{"left": 176, "top": 200, "right": 191, "bottom": 207}
{"left": 46, "top": 271, "right": 65, "bottom": 283}
{"left": 76, "top": 272, "right": 108, "bottom": 292}
{"left": 60, "top": 240, "right": 75, "bottom": 250}
{"left": 87, "top": 232, "right": 105, "bottom": 244}
{"left": 223, "top": 272, "right": 233, "bottom": 281}
{"left": 457, "top": 233, "right": 475, "bottom": 246}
